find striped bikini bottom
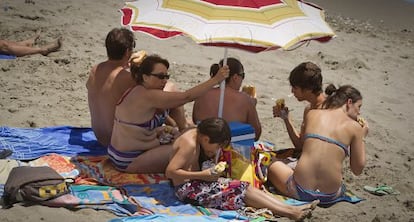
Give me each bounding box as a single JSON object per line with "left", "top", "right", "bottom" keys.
{"left": 107, "top": 144, "right": 144, "bottom": 171}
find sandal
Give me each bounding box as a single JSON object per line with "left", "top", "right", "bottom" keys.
{"left": 363, "top": 185, "right": 400, "bottom": 196}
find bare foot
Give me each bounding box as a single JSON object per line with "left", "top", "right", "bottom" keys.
{"left": 291, "top": 200, "right": 319, "bottom": 221}
{"left": 41, "top": 37, "right": 62, "bottom": 56}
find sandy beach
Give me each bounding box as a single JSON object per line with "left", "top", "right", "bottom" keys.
{"left": 1, "top": 0, "right": 413, "bottom": 221}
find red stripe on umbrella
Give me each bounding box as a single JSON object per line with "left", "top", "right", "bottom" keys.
{"left": 131, "top": 26, "right": 183, "bottom": 39}
{"left": 120, "top": 8, "right": 132, "bottom": 26}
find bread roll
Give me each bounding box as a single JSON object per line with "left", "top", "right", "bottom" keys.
{"left": 357, "top": 116, "right": 365, "bottom": 127}
{"left": 242, "top": 85, "right": 256, "bottom": 98}
{"left": 212, "top": 161, "right": 227, "bottom": 174}
{"left": 275, "top": 98, "right": 285, "bottom": 109}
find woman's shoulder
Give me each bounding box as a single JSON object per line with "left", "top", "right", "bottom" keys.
{"left": 306, "top": 108, "right": 328, "bottom": 117}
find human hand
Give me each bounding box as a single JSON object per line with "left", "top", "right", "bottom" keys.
{"left": 201, "top": 168, "right": 221, "bottom": 181}
{"left": 357, "top": 117, "right": 369, "bottom": 138}
{"left": 273, "top": 105, "right": 289, "bottom": 120}
{"left": 362, "top": 120, "right": 369, "bottom": 138}
{"left": 157, "top": 126, "right": 175, "bottom": 144}
{"left": 214, "top": 65, "right": 230, "bottom": 83}
{"left": 250, "top": 97, "right": 257, "bottom": 107}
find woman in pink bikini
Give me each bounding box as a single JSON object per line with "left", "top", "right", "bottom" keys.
{"left": 268, "top": 84, "right": 369, "bottom": 204}
{"left": 109, "top": 55, "right": 229, "bottom": 173}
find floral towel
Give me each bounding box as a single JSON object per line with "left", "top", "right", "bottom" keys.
{"left": 71, "top": 155, "right": 169, "bottom": 186}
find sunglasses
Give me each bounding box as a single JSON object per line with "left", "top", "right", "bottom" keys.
{"left": 147, "top": 73, "right": 170, "bottom": 80}
{"left": 237, "top": 72, "right": 245, "bottom": 79}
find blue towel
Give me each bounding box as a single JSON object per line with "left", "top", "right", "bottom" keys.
{"left": 122, "top": 183, "right": 200, "bottom": 216}
{"left": 109, "top": 214, "right": 246, "bottom": 222}
{"left": 0, "top": 126, "right": 107, "bottom": 160}
{"left": 0, "top": 53, "right": 16, "bottom": 59}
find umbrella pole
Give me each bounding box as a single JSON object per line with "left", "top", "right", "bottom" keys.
{"left": 218, "top": 48, "right": 228, "bottom": 118}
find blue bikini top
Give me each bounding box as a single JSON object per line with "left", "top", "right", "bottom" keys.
{"left": 304, "top": 133, "right": 349, "bottom": 156}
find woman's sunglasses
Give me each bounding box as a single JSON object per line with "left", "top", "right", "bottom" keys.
{"left": 147, "top": 73, "right": 170, "bottom": 80}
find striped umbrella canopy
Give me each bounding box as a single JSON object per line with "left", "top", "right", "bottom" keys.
{"left": 120, "top": 0, "right": 335, "bottom": 116}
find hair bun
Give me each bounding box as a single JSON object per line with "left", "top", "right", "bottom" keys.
{"left": 325, "top": 84, "right": 337, "bottom": 96}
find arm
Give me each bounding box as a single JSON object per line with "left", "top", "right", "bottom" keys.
{"left": 163, "top": 81, "right": 188, "bottom": 131}
{"left": 273, "top": 104, "right": 304, "bottom": 150}
{"left": 349, "top": 124, "right": 367, "bottom": 175}
{"left": 165, "top": 138, "right": 219, "bottom": 183}
{"left": 284, "top": 117, "right": 302, "bottom": 150}
{"left": 192, "top": 99, "right": 200, "bottom": 125}
{"left": 247, "top": 101, "right": 261, "bottom": 140}
{"left": 86, "top": 65, "right": 97, "bottom": 90}
{"left": 145, "top": 66, "right": 229, "bottom": 110}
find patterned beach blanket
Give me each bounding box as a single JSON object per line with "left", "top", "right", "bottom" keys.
{"left": 43, "top": 185, "right": 137, "bottom": 217}
{"left": 72, "top": 156, "right": 168, "bottom": 186}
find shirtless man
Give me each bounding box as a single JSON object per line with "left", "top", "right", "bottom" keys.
{"left": 273, "top": 62, "right": 326, "bottom": 151}
{"left": 192, "top": 57, "right": 261, "bottom": 140}
{"left": 87, "top": 28, "right": 194, "bottom": 147}
{"left": 86, "top": 28, "right": 136, "bottom": 147}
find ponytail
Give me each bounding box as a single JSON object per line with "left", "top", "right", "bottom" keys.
{"left": 323, "top": 84, "right": 362, "bottom": 109}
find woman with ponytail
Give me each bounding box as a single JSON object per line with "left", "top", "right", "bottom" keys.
{"left": 192, "top": 57, "right": 262, "bottom": 140}
{"left": 267, "top": 84, "right": 369, "bottom": 204}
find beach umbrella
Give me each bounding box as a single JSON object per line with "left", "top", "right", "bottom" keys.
{"left": 120, "top": 0, "right": 335, "bottom": 117}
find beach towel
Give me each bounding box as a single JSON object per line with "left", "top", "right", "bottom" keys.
{"left": 122, "top": 183, "right": 201, "bottom": 216}
{"left": 267, "top": 189, "right": 363, "bottom": 206}
{"left": 0, "top": 53, "right": 16, "bottom": 59}
{"left": 72, "top": 156, "right": 168, "bottom": 186}
{"left": 43, "top": 185, "right": 137, "bottom": 217}
{"left": 0, "top": 126, "right": 107, "bottom": 160}
{"left": 28, "top": 153, "right": 79, "bottom": 179}
{"left": 109, "top": 214, "right": 247, "bottom": 222}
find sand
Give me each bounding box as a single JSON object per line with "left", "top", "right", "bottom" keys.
{"left": 1, "top": 0, "right": 413, "bottom": 221}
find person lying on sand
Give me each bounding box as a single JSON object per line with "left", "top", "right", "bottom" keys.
{"left": 87, "top": 28, "right": 190, "bottom": 147}
{"left": 192, "top": 57, "right": 261, "bottom": 140}
{"left": 0, "top": 31, "right": 62, "bottom": 57}
{"left": 268, "top": 84, "right": 369, "bottom": 204}
{"left": 108, "top": 55, "right": 229, "bottom": 173}
{"left": 166, "top": 117, "right": 318, "bottom": 221}
{"left": 273, "top": 62, "right": 326, "bottom": 153}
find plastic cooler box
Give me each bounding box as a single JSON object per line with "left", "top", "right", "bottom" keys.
{"left": 229, "top": 122, "right": 255, "bottom": 147}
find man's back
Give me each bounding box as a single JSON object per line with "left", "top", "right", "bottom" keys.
{"left": 193, "top": 87, "right": 261, "bottom": 140}
{"left": 86, "top": 61, "right": 135, "bottom": 147}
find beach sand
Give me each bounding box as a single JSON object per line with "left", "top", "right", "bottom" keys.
{"left": 1, "top": 0, "right": 413, "bottom": 221}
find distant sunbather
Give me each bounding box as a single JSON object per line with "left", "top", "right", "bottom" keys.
{"left": 109, "top": 55, "right": 229, "bottom": 173}
{"left": 273, "top": 62, "right": 326, "bottom": 152}
{"left": 166, "top": 117, "right": 318, "bottom": 221}
{"left": 268, "top": 84, "right": 369, "bottom": 204}
{"left": 192, "top": 57, "right": 261, "bottom": 140}
{"left": 0, "top": 31, "right": 61, "bottom": 57}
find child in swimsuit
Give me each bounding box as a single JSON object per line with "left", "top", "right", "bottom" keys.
{"left": 166, "top": 118, "right": 318, "bottom": 221}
